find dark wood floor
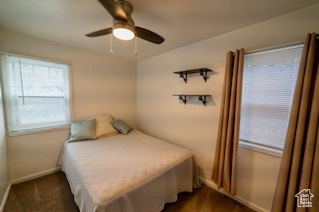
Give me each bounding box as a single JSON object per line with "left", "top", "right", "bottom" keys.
{"left": 4, "top": 171, "right": 254, "bottom": 212}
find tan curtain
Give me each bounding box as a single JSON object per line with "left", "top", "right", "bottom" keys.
{"left": 212, "top": 49, "right": 244, "bottom": 195}
{"left": 272, "top": 33, "right": 319, "bottom": 212}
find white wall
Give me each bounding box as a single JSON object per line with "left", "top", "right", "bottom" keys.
{"left": 0, "top": 30, "right": 137, "bottom": 181}
{"left": 0, "top": 79, "right": 9, "bottom": 211}
{"left": 137, "top": 3, "right": 319, "bottom": 211}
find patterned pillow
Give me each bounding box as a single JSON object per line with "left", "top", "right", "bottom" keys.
{"left": 90, "top": 114, "right": 118, "bottom": 138}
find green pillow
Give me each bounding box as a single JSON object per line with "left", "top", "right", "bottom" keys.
{"left": 68, "top": 119, "right": 96, "bottom": 142}
{"left": 111, "top": 119, "right": 133, "bottom": 135}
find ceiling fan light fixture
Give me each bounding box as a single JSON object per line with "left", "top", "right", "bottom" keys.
{"left": 112, "top": 23, "right": 135, "bottom": 40}
{"left": 86, "top": 0, "right": 165, "bottom": 45}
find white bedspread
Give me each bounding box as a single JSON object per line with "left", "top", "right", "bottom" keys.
{"left": 60, "top": 130, "right": 195, "bottom": 212}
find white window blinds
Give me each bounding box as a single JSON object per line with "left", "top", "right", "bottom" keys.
{"left": 0, "top": 54, "right": 71, "bottom": 134}
{"left": 239, "top": 45, "right": 303, "bottom": 150}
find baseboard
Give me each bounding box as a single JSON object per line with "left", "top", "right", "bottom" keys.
{"left": 199, "top": 177, "right": 269, "bottom": 212}
{"left": 11, "top": 166, "right": 61, "bottom": 185}
{"left": 0, "top": 182, "right": 11, "bottom": 212}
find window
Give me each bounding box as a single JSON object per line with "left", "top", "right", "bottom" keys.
{"left": 0, "top": 54, "right": 71, "bottom": 134}
{"left": 239, "top": 45, "right": 303, "bottom": 151}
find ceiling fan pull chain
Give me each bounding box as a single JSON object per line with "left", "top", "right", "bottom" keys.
{"left": 110, "top": 33, "right": 114, "bottom": 54}
{"left": 134, "top": 35, "right": 137, "bottom": 55}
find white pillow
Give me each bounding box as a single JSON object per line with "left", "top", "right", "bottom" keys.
{"left": 90, "top": 114, "right": 118, "bottom": 138}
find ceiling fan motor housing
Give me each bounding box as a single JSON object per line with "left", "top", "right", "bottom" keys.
{"left": 113, "top": 18, "right": 135, "bottom": 32}
{"left": 115, "top": 0, "right": 133, "bottom": 17}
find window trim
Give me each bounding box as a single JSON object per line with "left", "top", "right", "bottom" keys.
{"left": 7, "top": 125, "right": 70, "bottom": 137}
{"left": 0, "top": 52, "right": 73, "bottom": 136}
{"left": 245, "top": 41, "right": 303, "bottom": 56}
{"left": 239, "top": 140, "right": 283, "bottom": 158}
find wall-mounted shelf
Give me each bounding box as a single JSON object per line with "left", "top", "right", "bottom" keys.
{"left": 173, "top": 94, "right": 211, "bottom": 106}
{"left": 174, "top": 68, "right": 212, "bottom": 83}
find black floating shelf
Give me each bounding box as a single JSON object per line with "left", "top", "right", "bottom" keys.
{"left": 173, "top": 94, "right": 211, "bottom": 106}
{"left": 174, "top": 68, "right": 213, "bottom": 83}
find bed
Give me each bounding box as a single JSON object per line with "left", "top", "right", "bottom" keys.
{"left": 59, "top": 130, "right": 198, "bottom": 212}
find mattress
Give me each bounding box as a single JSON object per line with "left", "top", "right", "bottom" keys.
{"left": 59, "top": 130, "right": 197, "bottom": 212}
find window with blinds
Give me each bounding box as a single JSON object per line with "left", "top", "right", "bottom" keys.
{"left": 0, "top": 54, "right": 71, "bottom": 134}
{"left": 239, "top": 45, "right": 303, "bottom": 150}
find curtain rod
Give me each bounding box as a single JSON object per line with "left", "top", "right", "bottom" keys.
{"left": 232, "top": 34, "right": 319, "bottom": 55}
{"left": 231, "top": 41, "right": 304, "bottom": 56}
{"left": 0, "top": 51, "right": 71, "bottom": 66}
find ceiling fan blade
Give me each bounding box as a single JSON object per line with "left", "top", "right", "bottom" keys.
{"left": 86, "top": 28, "right": 112, "bottom": 37}
{"left": 135, "top": 27, "right": 164, "bottom": 44}
{"left": 98, "top": 0, "right": 129, "bottom": 21}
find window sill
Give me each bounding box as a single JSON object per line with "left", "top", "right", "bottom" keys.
{"left": 239, "top": 140, "right": 283, "bottom": 158}
{"left": 8, "top": 125, "right": 70, "bottom": 137}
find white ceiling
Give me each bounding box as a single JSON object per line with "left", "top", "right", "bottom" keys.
{"left": 0, "top": 0, "right": 318, "bottom": 60}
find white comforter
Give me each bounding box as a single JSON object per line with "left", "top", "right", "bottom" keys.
{"left": 60, "top": 130, "right": 195, "bottom": 212}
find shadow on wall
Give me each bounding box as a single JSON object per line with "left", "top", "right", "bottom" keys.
{"left": 175, "top": 96, "right": 216, "bottom": 107}
{"left": 236, "top": 147, "right": 254, "bottom": 202}
{"left": 236, "top": 146, "right": 281, "bottom": 210}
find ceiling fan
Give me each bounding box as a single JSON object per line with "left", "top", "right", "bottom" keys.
{"left": 86, "top": 0, "right": 165, "bottom": 45}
